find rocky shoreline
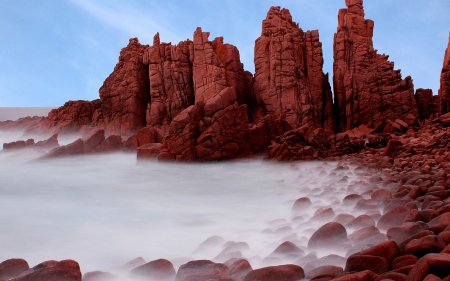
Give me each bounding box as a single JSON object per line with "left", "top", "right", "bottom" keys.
{"left": 2, "top": 0, "right": 450, "bottom": 280}
{"left": 2, "top": 131, "right": 450, "bottom": 280}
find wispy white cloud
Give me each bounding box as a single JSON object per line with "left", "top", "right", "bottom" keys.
{"left": 68, "top": 0, "right": 182, "bottom": 45}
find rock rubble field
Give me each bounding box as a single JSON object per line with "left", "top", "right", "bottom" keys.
{"left": 2, "top": 0, "right": 450, "bottom": 280}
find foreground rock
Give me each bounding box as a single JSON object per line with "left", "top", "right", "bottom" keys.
{"left": 175, "top": 260, "right": 229, "bottom": 281}
{"left": 12, "top": 260, "right": 82, "bottom": 281}
{"left": 0, "top": 258, "right": 29, "bottom": 280}
{"left": 128, "top": 258, "right": 176, "bottom": 281}
{"left": 2, "top": 134, "right": 59, "bottom": 152}
{"left": 243, "top": 264, "right": 305, "bottom": 281}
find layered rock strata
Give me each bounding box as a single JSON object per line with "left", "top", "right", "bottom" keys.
{"left": 333, "top": 0, "right": 418, "bottom": 132}
{"left": 254, "top": 6, "right": 335, "bottom": 131}
{"left": 439, "top": 34, "right": 450, "bottom": 115}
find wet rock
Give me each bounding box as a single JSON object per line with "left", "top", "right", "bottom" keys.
{"left": 374, "top": 272, "right": 407, "bottom": 281}
{"left": 128, "top": 258, "right": 176, "bottom": 281}
{"left": 406, "top": 253, "right": 450, "bottom": 281}
{"left": 118, "top": 257, "right": 146, "bottom": 273}
{"left": 330, "top": 270, "right": 378, "bottom": 281}
{"left": 175, "top": 260, "right": 228, "bottom": 281}
{"left": 0, "top": 258, "right": 29, "bottom": 280}
{"left": 197, "top": 236, "right": 226, "bottom": 249}
{"left": 348, "top": 226, "right": 380, "bottom": 244}
{"left": 371, "top": 188, "right": 391, "bottom": 201}
{"left": 291, "top": 197, "right": 312, "bottom": 213}
{"left": 137, "top": 143, "right": 162, "bottom": 160}
{"left": 303, "top": 255, "right": 346, "bottom": 273}
{"left": 82, "top": 271, "right": 120, "bottom": 281}
{"left": 387, "top": 221, "right": 430, "bottom": 244}
{"left": 12, "top": 260, "right": 81, "bottom": 281}
{"left": 35, "top": 134, "right": 59, "bottom": 150}
{"left": 334, "top": 213, "right": 356, "bottom": 225}
{"left": 438, "top": 231, "right": 450, "bottom": 244}
{"left": 305, "top": 265, "right": 343, "bottom": 280}
{"left": 361, "top": 240, "right": 400, "bottom": 262}
{"left": 308, "top": 222, "right": 347, "bottom": 250}
{"left": 224, "top": 258, "right": 252, "bottom": 281}
{"left": 269, "top": 241, "right": 305, "bottom": 258}
{"left": 377, "top": 205, "right": 411, "bottom": 231}
{"left": 345, "top": 254, "right": 389, "bottom": 275}
{"left": 347, "top": 215, "right": 375, "bottom": 229}
{"left": 427, "top": 212, "right": 450, "bottom": 234}
{"left": 243, "top": 264, "right": 305, "bottom": 281}
{"left": 343, "top": 194, "right": 364, "bottom": 206}
{"left": 392, "top": 255, "right": 419, "bottom": 270}
{"left": 311, "top": 207, "right": 335, "bottom": 221}
{"left": 3, "top": 139, "right": 34, "bottom": 150}
{"left": 404, "top": 235, "right": 447, "bottom": 257}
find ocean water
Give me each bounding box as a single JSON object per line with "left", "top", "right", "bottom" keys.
{"left": 0, "top": 109, "right": 378, "bottom": 278}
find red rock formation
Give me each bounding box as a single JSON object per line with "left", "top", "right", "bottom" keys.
{"left": 143, "top": 28, "right": 254, "bottom": 129}
{"left": 37, "top": 100, "right": 101, "bottom": 136}
{"left": 99, "top": 38, "right": 150, "bottom": 136}
{"left": 159, "top": 87, "right": 250, "bottom": 161}
{"left": 0, "top": 258, "right": 29, "bottom": 280}
{"left": 143, "top": 34, "right": 194, "bottom": 127}
{"left": 0, "top": 116, "right": 44, "bottom": 133}
{"left": 40, "top": 129, "right": 124, "bottom": 158}
{"left": 439, "top": 34, "right": 450, "bottom": 115}
{"left": 11, "top": 260, "right": 81, "bottom": 281}
{"left": 128, "top": 259, "right": 176, "bottom": 281}
{"left": 415, "top": 88, "right": 439, "bottom": 121}
{"left": 3, "top": 139, "right": 34, "bottom": 150}
{"left": 333, "top": 0, "right": 418, "bottom": 132}
{"left": 243, "top": 264, "right": 305, "bottom": 281}
{"left": 175, "top": 260, "right": 229, "bottom": 281}
{"left": 253, "top": 6, "right": 335, "bottom": 131}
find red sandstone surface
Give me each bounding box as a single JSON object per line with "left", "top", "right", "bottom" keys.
{"left": 3, "top": 0, "right": 450, "bottom": 280}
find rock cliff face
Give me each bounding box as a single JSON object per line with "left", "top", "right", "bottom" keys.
{"left": 99, "top": 38, "right": 150, "bottom": 136}
{"left": 254, "top": 6, "right": 335, "bottom": 131}
{"left": 142, "top": 29, "right": 254, "bottom": 129}
{"left": 333, "top": 0, "right": 418, "bottom": 132}
{"left": 439, "top": 34, "right": 450, "bottom": 115}
{"left": 143, "top": 34, "right": 194, "bottom": 127}
{"left": 37, "top": 100, "right": 101, "bottom": 135}
{"left": 415, "top": 88, "right": 439, "bottom": 121}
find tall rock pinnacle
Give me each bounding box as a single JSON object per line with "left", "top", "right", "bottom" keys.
{"left": 333, "top": 0, "right": 418, "bottom": 132}
{"left": 439, "top": 33, "right": 450, "bottom": 115}
{"left": 253, "top": 6, "right": 335, "bottom": 131}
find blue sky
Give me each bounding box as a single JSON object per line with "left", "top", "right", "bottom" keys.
{"left": 0, "top": 0, "right": 449, "bottom": 106}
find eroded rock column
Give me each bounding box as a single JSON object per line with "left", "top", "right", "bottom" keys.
{"left": 333, "top": 0, "right": 418, "bottom": 132}
{"left": 253, "top": 6, "right": 335, "bottom": 131}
